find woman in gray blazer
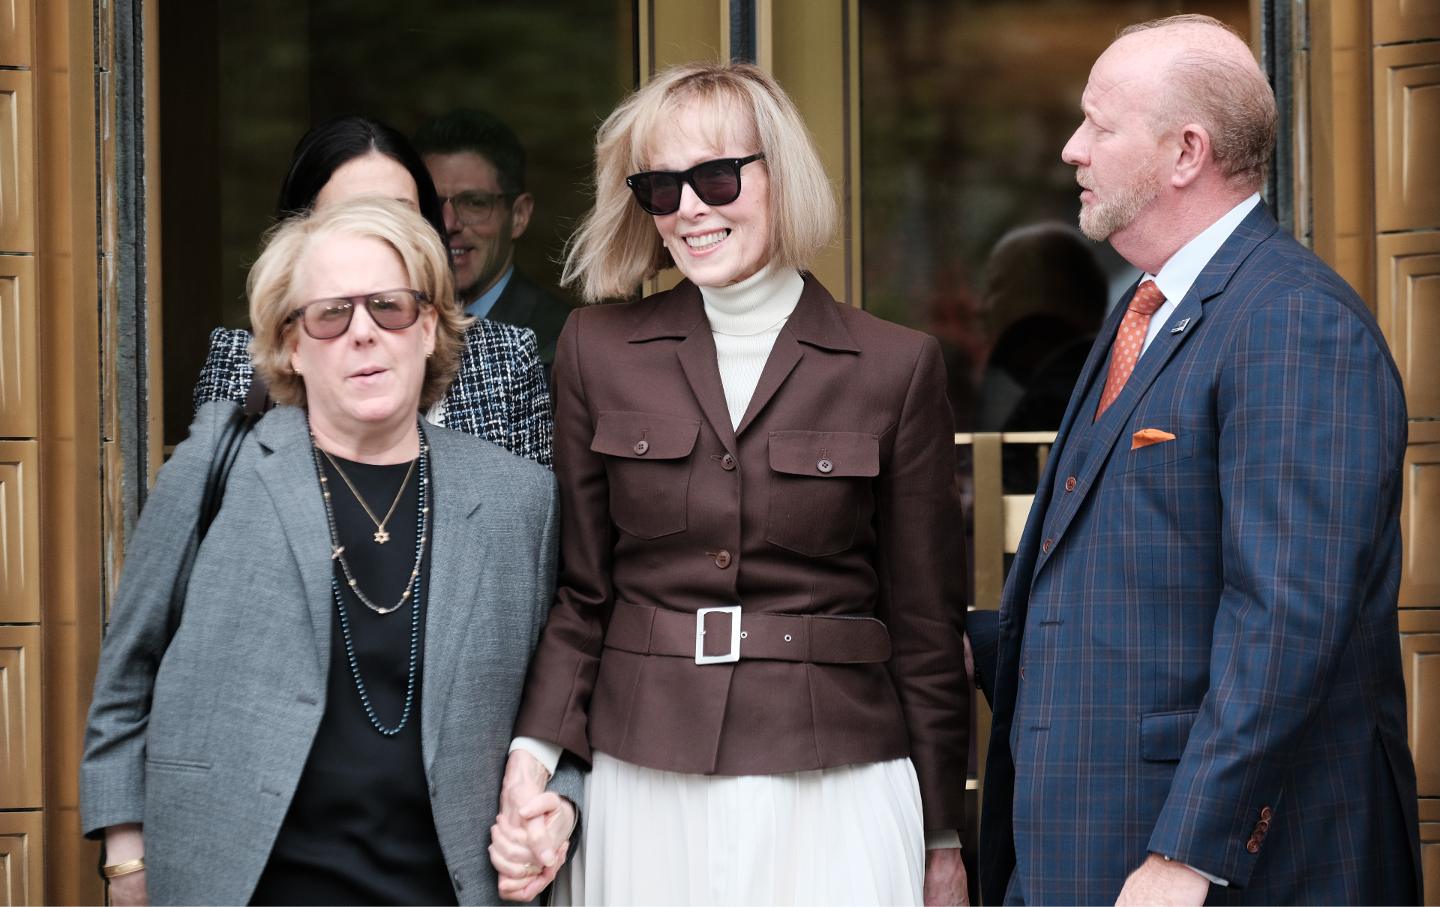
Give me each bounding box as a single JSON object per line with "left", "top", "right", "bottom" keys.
{"left": 81, "top": 197, "right": 578, "bottom": 906}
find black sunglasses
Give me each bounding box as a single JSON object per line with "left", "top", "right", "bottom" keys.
{"left": 625, "top": 153, "right": 765, "bottom": 215}
{"left": 288, "top": 289, "right": 429, "bottom": 340}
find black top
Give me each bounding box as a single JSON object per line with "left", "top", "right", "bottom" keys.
{"left": 251, "top": 451, "right": 454, "bottom": 906}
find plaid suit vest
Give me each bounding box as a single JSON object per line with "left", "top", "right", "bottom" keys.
{"left": 1012, "top": 348, "right": 1114, "bottom": 744}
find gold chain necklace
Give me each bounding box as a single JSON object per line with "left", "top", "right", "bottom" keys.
{"left": 319, "top": 448, "right": 416, "bottom": 544}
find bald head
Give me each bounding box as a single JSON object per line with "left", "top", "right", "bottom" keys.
{"left": 1105, "top": 15, "right": 1276, "bottom": 190}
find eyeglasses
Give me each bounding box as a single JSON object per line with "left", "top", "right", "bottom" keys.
{"left": 288, "top": 289, "right": 429, "bottom": 340}
{"left": 437, "top": 190, "right": 516, "bottom": 226}
{"left": 625, "top": 153, "right": 765, "bottom": 216}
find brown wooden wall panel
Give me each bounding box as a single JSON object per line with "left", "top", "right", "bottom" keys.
{"left": 1376, "top": 43, "right": 1440, "bottom": 234}
{"left": 0, "top": 71, "right": 36, "bottom": 254}
{"left": 1378, "top": 231, "right": 1440, "bottom": 420}
{"left": 1374, "top": 0, "right": 1440, "bottom": 45}
{"left": 0, "top": 256, "right": 37, "bottom": 438}
{"left": 0, "top": 442, "right": 38, "bottom": 624}
{"left": 1403, "top": 438, "right": 1440, "bottom": 607}
{"left": 1406, "top": 633, "right": 1440, "bottom": 798}
{"left": 1424, "top": 832, "right": 1439, "bottom": 907}
{"left": 0, "top": 627, "right": 41, "bottom": 809}
{"left": 1423, "top": 797, "right": 1440, "bottom": 907}
{"left": 0, "top": 810, "right": 42, "bottom": 906}
{"left": 0, "top": 0, "right": 33, "bottom": 67}
{"left": 1310, "top": 0, "right": 1376, "bottom": 307}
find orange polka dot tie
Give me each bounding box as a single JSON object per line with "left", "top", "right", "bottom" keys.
{"left": 1095, "top": 279, "right": 1166, "bottom": 420}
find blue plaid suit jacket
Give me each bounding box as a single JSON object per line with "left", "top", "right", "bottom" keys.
{"left": 194, "top": 319, "right": 554, "bottom": 468}
{"left": 979, "top": 205, "right": 1421, "bottom": 905}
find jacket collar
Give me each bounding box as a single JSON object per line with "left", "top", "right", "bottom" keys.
{"left": 252, "top": 407, "right": 489, "bottom": 766}
{"left": 627, "top": 274, "right": 861, "bottom": 353}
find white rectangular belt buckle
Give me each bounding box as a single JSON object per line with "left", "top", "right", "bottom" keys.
{"left": 695, "top": 605, "right": 742, "bottom": 664}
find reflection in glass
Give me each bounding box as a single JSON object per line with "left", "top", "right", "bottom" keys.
{"left": 159, "top": 0, "right": 634, "bottom": 444}
{"left": 859, "top": 0, "right": 1249, "bottom": 434}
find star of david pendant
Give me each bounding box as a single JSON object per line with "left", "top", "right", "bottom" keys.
{"left": 373, "top": 528, "right": 391, "bottom": 544}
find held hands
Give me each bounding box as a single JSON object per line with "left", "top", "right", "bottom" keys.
{"left": 924, "top": 847, "right": 970, "bottom": 906}
{"left": 1115, "top": 854, "right": 1210, "bottom": 906}
{"left": 490, "top": 749, "right": 576, "bottom": 902}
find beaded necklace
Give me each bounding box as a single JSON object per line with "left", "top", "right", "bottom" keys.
{"left": 308, "top": 420, "right": 430, "bottom": 737}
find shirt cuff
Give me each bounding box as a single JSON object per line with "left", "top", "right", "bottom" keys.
{"left": 925, "top": 829, "right": 961, "bottom": 850}
{"left": 508, "top": 737, "right": 563, "bottom": 777}
{"left": 1183, "top": 863, "right": 1227, "bottom": 886}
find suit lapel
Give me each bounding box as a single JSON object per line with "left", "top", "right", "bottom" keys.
{"left": 735, "top": 276, "right": 859, "bottom": 436}
{"left": 254, "top": 407, "right": 334, "bottom": 672}
{"left": 1034, "top": 296, "right": 1207, "bottom": 563}
{"left": 418, "top": 427, "right": 487, "bottom": 769}
{"left": 734, "top": 332, "right": 801, "bottom": 436}
{"left": 1035, "top": 205, "right": 1280, "bottom": 573}
{"left": 676, "top": 329, "right": 741, "bottom": 454}
{"left": 485, "top": 271, "right": 528, "bottom": 326}
{"left": 630, "top": 281, "right": 739, "bottom": 454}
{"left": 1048, "top": 281, "right": 1135, "bottom": 448}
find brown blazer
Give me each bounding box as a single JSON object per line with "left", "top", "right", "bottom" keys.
{"left": 514, "top": 275, "right": 969, "bottom": 831}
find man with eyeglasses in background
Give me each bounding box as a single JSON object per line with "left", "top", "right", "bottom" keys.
{"left": 416, "top": 109, "right": 572, "bottom": 368}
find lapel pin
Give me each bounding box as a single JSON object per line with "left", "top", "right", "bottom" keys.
{"left": 1170, "top": 318, "right": 1191, "bottom": 334}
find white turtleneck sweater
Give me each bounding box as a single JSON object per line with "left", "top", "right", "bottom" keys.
{"left": 699, "top": 263, "right": 806, "bottom": 428}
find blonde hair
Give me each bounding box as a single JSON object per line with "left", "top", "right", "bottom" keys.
{"left": 248, "top": 196, "right": 468, "bottom": 408}
{"left": 562, "top": 62, "right": 837, "bottom": 302}
{"left": 1120, "top": 15, "right": 1276, "bottom": 190}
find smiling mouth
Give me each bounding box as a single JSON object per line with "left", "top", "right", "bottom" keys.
{"left": 449, "top": 245, "right": 472, "bottom": 263}
{"left": 684, "top": 229, "right": 730, "bottom": 251}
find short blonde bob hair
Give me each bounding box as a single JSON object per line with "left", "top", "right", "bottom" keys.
{"left": 562, "top": 62, "right": 837, "bottom": 302}
{"left": 248, "top": 196, "right": 468, "bottom": 409}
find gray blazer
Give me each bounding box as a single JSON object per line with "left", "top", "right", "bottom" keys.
{"left": 81, "top": 402, "right": 579, "bottom": 905}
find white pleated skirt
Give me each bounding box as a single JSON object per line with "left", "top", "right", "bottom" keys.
{"left": 551, "top": 751, "right": 924, "bottom": 906}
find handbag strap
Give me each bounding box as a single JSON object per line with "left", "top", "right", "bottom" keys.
{"left": 197, "top": 377, "right": 267, "bottom": 539}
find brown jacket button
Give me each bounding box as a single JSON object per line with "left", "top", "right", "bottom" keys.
{"left": 817, "top": 458, "right": 834, "bottom": 474}
{"left": 721, "top": 453, "right": 737, "bottom": 470}
{"left": 1041, "top": 538, "right": 1053, "bottom": 554}
{"left": 713, "top": 550, "right": 732, "bottom": 568}
{"left": 1246, "top": 838, "right": 1260, "bottom": 854}
{"left": 633, "top": 440, "right": 650, "bottom": 455}
{"left": 1259, "top": 806, "right": 1273, "bottom": 820}
{"left": 1064, "top": 476, "right": 1077, "bottom": 492}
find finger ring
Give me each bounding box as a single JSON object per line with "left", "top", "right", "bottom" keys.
{"left": 522, "top": 863, "right": 537, "bottom": 876}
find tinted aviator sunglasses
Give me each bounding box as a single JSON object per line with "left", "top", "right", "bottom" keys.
{"left": 288, "top": 289, "right": 429, "bottom": 340}
{"left": 625, "top": 153, "right": 765, "bottom": 215}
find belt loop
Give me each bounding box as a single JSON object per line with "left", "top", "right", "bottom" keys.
{"left": 802, "top": 614, "right": 813, "bottom": 662}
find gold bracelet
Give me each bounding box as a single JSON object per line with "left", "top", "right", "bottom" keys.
{"left": 103, "top": 858, "right": 146, "bottom": 879}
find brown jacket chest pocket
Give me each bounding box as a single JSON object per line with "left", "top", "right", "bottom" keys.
{"left": 766, "top": 431, "right": 880, "bottom": 557}
{"left": 592, "top": 411, "right": 699, "bottom": 539}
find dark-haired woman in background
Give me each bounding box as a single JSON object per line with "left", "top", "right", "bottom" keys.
{"left": 193, "top": 115, "right": 554, "bottom": 466}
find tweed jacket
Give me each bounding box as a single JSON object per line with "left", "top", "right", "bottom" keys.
{"left": 193, "top": 318, "right": 554, "bottom": 467}
{"left": 487, "top": 268, "right": 573, "bottom": 368}
{"left": 979, "top": 205, "right": 1422, "bottom": 904}
{"left": 81, "top": 403, "right": 579, "bottom": 906}
{"left": 514, "top": 275, "right": 970, "bottom": 832}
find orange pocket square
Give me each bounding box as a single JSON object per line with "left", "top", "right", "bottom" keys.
{"left": 1132, "top": 428, "right": 1177, "bottom": 450}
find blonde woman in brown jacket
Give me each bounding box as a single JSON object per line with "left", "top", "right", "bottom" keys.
{"left": 489, "top": 62, "right": 971, "bottom": 906}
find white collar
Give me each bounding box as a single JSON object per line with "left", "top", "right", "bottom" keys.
{"left": 699, "top": 264, "right": 805, "bottom": 337}
{"left": 1149, "top": 193, "right": 1262, "bottom": 304}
